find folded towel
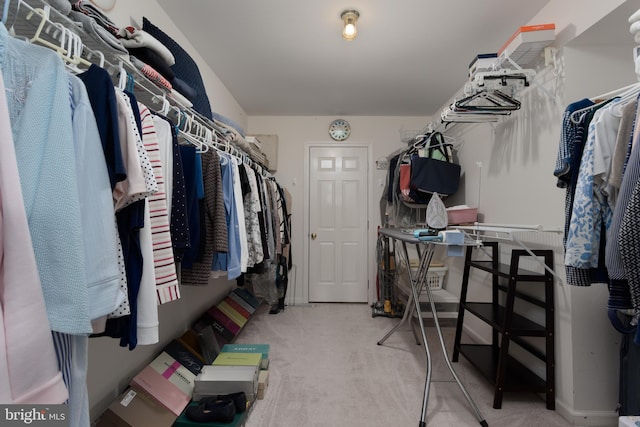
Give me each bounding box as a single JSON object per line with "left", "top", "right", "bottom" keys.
{"left": 168, "top": 89, "right": 193, "bottom": 109}
{"left": 118, "top": 27, "right": 175, "bottom": 66}
{"left": 130, "top": 56, "right": 173, "bottom": 91}
{"left": 129, "top": 47, "right": 175, "bottom": 81}
{"left": 48, "top": 0, "right": 71, "bottom": 15}
{"left": 68, "top": 10, "right": 129, "bottom": 56}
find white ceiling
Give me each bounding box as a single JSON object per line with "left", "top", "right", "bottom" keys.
{"left": 154, "top": 0, "right": 602, "bottom": 117}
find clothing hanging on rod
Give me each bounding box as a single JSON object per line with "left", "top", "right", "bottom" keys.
{"left": 570, "top": 82, "right": 640, "bottom": 124}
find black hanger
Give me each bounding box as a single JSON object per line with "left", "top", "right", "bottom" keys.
{"left": 454, "top": 89, "right": 521, "bottom": 112}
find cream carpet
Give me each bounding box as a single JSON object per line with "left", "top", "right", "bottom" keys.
{"left": 235, "top": 302, "right": 572, "bottom": 427}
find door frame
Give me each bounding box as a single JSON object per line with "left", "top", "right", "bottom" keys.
{"left": 303, "top": 142, "right": 373, "bottom": 305}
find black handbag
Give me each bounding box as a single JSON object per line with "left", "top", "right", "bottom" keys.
{"left": 409, "top": 132, "right": 460, "bottom": 196}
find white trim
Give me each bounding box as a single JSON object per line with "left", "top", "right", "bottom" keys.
{"left": 554, "top": 400, "right": 618, "bottom": 427}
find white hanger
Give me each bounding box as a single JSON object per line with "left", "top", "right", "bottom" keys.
{"left": 117, "top": 61, "right": 127, "bottom": 91}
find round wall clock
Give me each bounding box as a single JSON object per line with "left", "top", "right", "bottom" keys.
{"left": 329, "top": 119, "right": 351, "bottom": 141}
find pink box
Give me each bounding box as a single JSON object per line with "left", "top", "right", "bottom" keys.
{"left": 130, "top": 366, "right": 190, "bottom": 416}
{"left": 447, "top": 208, "right": 478, "bottom": 225}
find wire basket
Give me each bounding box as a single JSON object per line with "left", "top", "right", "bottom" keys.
{"left": 399, "top": 128, "right": 421, "bottom": 144}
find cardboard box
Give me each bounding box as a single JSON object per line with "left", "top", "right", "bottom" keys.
{"left": 226, "top": 292, "right": 256, "bottom": 315}
{"left": 221, "top": 344, "right": 270, "bottom": 370}
{"left": 193, "top": 365, "right": 259, "bottom": 398}
{"left": 257, "top": 370, "right": 269, "bottom": 400}
{"left": 498, "top": 23, "right": 555, "bottom": 66}
{"left": 130, "top": 366, "right": 191, "bottom": 416}
{"left": 468, "top": 53, "right": 497, "bottom": 78}
{"left": 223, "top": 296, "right": 251, "bottom": 319}
{"left": 217, "top": 301, "right": 248, "bottom": 327}
{"left": 95, "top": 388, "right": 177, "bottom": 427}
{"left": 213, "top": 352, "right": 262, "bottom": 370}
{"left": 208, "top": 306, "right": 241, "bottom": 336}
{"left": 148, "top": 352, "right": 197, "bottom": 397}
{"left": 232, "top": 288, "right": 261, "bottom": 309}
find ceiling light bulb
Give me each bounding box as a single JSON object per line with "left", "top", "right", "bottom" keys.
{"left": 341, "top": 10, "right": 359, "bottom": 41}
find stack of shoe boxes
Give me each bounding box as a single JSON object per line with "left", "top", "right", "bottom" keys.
{"left": 96, "top": 288, "right": 262, "bottom": 427}
{"left": 192, "top": 288, "right": 261, "bottom": 351}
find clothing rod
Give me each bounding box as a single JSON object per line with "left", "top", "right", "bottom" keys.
{"left": 590, "top": 82, "right": 639, "bottom": 101}
{"left": 473, "top": 222, "right": 543, "bottom": 230}
{"left": 8, "top": 0, "right": 267, "bottom": 170}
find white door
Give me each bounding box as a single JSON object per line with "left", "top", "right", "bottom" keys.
{"left": 308, "top": 146, "right": 368, "bottom": 302}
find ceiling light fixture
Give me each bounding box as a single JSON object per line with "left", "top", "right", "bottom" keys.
{"left": 341, "top": 10, "right": 359, "bottom": 41}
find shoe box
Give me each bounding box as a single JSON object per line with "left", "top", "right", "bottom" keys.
{"left": 257, "top": 370, "right": 269, "bottom": 400}
{"left": 193, "top": 365, "right": 258, "bottom": 402}
{"left": 95, "top": 387, "right": 177, "bottom": 427}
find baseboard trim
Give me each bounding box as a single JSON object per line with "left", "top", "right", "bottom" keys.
{"left": 555, "top": 399, "right": 617, "bottom": 427}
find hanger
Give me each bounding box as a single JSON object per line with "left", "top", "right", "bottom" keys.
{"left": 569, "top": 83, "right": 640, "bottom": 124}
{"left": 454, "top": 89, "right": 521, "bottom": 111}
{"left": 441, "top": 106, "right": 501, "bottom": 123}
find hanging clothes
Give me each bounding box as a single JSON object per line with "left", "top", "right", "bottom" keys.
{"left": 181, "top": 149, "right": 227, "bottom": 286}
{"left": 212, "top": 154, "right": 242, "bottom": 280}
{"left": 138, "top": 103, "right": 180, "bottom": 303}
{"left": 152, "top": 114, "right": 191, "bottom": 262}
{"left": 0, "top": 68, "right": 68, "bottom": 405}
{"left": 1, "top": 23, "right": 92, "bottom": 334}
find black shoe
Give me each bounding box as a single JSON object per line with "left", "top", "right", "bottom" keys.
{"left": 269, "top": 304, "right": 280, "bottom": 314}
{"left": 186, "top": 399, "right": 235, "bottom": 423}
{"left": 200, "top": 391, "right": 247, "bottom": 414}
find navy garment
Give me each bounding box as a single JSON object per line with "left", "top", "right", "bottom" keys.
{"left": 77, "top": 64, "right": 126, "bottom": 189}
{"left": 387, "top": 154, "right": 400, "bottom": 203}
{"left": 153, "top": 114, "right": 191, "bottom": 262}
{"left": 142, "top": 17, "right": 213, "bottom": 120}
{"left": 171, "top": 77, "right": 197, "bottom": 102}
{"left": 124, "top": 90, "right": 143, "bottom": 137}
{"left": 179, "top": 145, "right": 204, "bottom": 269}
{"left": 98, "top": 200, "right": 146, "bottom": 350}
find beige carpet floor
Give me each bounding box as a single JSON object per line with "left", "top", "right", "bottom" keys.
{"left": 235, "top": 302, "right": 572, "bottom": 427}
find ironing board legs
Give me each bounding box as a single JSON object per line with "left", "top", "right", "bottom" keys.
{"left": 376, "top": 237, "right": 488, "bottom": 426}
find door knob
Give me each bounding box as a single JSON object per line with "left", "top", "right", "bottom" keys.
{"left": 311, "top": 232, "right": 317, "bottom": 240}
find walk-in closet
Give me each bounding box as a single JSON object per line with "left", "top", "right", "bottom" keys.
{"left": 1, "top": 1, "right": 639, "bottom": 427}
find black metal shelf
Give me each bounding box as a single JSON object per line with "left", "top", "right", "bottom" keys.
{"left": 452, "top": 241, "right": 555, "bottom": 410}
{"left": 463, "top": 302, "right": 546, "bottom": 336}
{"left": 457, "top": 344, "right": 548, "bottom": 393}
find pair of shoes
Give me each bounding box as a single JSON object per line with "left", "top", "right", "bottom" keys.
{"left": 185, "top": 399, "right": 235, "bottom": 423}
{"left": 199, "top": 391, "right": 247, "bottom": 414}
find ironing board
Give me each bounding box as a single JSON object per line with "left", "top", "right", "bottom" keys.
{"left": 377, "top": 227, "right": 488, "bottom": 427}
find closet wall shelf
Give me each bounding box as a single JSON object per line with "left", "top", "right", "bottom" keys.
{"left": 4, "top": 0, "right": 270, "bottom": 172}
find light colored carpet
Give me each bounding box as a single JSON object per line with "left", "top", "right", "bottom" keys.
{"left": 235, "top": 303, "right": 572, "bottom": 427}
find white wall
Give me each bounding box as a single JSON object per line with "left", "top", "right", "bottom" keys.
{"left": 246, "top": 116, "right": 429, "bottom": 304}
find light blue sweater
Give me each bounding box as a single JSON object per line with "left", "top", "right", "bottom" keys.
{"left": 0, "top": 24, "right": 91, "bottom": 334}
